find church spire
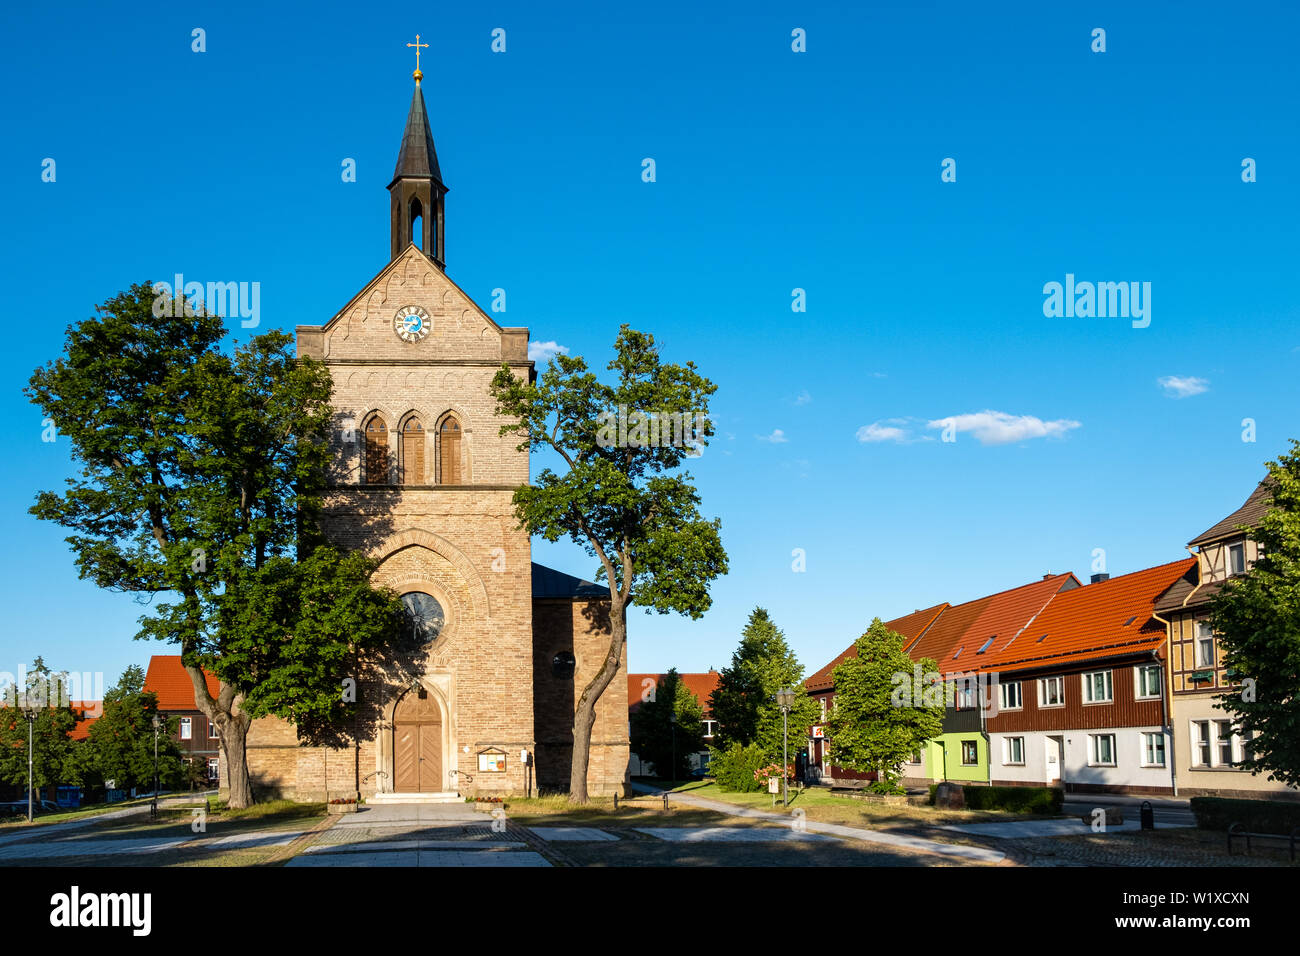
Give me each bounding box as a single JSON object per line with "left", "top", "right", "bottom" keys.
{"left": 389, "top": 36, "right": 447, "bottom": 269}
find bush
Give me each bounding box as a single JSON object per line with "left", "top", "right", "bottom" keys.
{"left": 709, "top": 743, "right": 768, "bottom": 793}
{"left": 866, "top": 779, "right": 905, "bottom": 796}
{"left": 1190, "top": 796, "right": 1300, "bottom": 833}
{"left": 927, "top": 783, "right": 938, "bottom": 805}
{"left": 962, "top": 786, "right": 1063, "bottom": 814}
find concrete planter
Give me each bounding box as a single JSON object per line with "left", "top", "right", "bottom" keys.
{"left": 327, "top": 800, "right": 359, "bottom": 814}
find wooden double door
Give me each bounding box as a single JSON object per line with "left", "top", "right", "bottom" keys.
{"left": 393, "top": 689, "right": 444, "bottom": 793}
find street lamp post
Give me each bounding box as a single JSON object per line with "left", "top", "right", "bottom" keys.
{"left": 776, "top": 688, "right": 795, "bottom": 808}
{"left": 151, "top": 714, "right": 161, "bottom": 820}
{"left": 669, "top": 710, "right": 677, "bottom": 785}
{"left": 21, "top": 703, "right": 37, "bottom": 823}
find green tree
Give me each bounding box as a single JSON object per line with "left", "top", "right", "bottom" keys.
{"left": 826, "top": 617, "right": 944, "bottom": 790}
{"left": 27, "top": 282, "right": 406, "bottom": 807}
{"left": 629, "top": 670, "right": 705, "bottom": 780}
{"left": 1211, "top": 442, "right": 1300, "bottom": 787}
{"left": 709, "top": 608, "right": 819, "bottom": 764}
{"left": 77, "top": 668, "right": 186, "bottom": 793}
{"left": 491, "top": 325, "right": 727, "bottom": 802}
{"left": 0, "top": 659, "right": 76, "bottom": 803}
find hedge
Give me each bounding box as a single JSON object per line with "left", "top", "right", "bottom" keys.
{"left": 1190, "top": 796, "right": 1300, "bottom": 833}
{"left": 929, "top": 784, "right": 1062, "bottom": 814}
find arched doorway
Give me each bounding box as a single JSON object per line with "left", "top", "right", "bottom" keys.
{"left": 392, "top": 685, "right": 444, "bottom": 792}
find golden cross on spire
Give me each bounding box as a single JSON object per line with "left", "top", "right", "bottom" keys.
{"left": 407, "top": 33, "right": 429, "bottom": 83}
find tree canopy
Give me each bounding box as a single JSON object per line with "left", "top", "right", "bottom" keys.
{"left": 1211, "top": 440, "right": 1300, "bottom": 787}
{"left": 491, "top": 324, "right": 727, "bottom": 801}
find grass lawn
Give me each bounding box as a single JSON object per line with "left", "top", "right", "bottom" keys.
{"left": 655, "top": 780, "right": 1056, "bottom": 829}
{"left": 479, "top": 793, "right": 748, "bottom": 829}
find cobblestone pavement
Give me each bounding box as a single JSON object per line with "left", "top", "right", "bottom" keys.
{"left": 1015, "top": 829, "right": 1294, "bottom": 867}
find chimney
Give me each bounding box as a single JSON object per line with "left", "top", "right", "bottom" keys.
{"left": 1091, "top": 573, "right": 1110, "bottom": 584}
{"left": 1042, "top": 573, "right": 1052, "bottom": 580}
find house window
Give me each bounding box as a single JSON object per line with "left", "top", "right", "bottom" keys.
{"left": 1228, "top": 542, "right": 1245, "bottom": 575}
{"left": 1193, "top": 720, "right": 1212, "bottom": 767}
{"left": 207, "top": 757, "right": 220, "bottom": 781}
{"left": 819, "top": 697, "right": 827, "bottom": 720}
{"left": 1141, "top": 732, "right": 1165, "bottom": 767}
{"left": 1195, "top": 621, "right": 1216, "bottom": 668}
{"left": 1038, "top": 676, "right": 1064, "bottom": 707}
{"left": 1216, "top": 720, "right": 1237, "bottom": 766}
{"left": 1004, "top": 736, "right": 1025, "bottom": 765}
{"left": 1135, "top": 664, "right": 1162, "bottom": 700}
{"left": 956, "top": 682, "right": 976, "bottom": 710}
{"left": 701, "top": 719, "right": 717, "bottom": 739}
{"left": 999, "top": 681, "right": 1022, "bottom": 710}
{"left": 910, "top": 750, "right": 923, "bottom": 764}
{"left": 179, "top": 717, "right": 192, "bottom": 740}
{"left": 960, "top": 740, "right": 978, "bottom": 765}
{"left": 1083, "top": 670, "right": 1113, "bottom": 704}
{"left": 208, "top": 721, "right": 220, "bottom": 739}
{"left": 1089, "top": 734, "right": 1116, "bottom": 766}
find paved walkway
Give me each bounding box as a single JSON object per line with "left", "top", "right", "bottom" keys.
{"left": 629, "top": 782, "right": 1006, "bottom": 864}
{"left": 286, "top": 802, "right": 551, "bottom": 868}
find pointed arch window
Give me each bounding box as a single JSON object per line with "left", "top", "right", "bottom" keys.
{"left": 364, "top": 416, "right": 389, "bottom": 484}
{"left": 438, "top": 416, "right": 462, "bottom": 485}
{"left": 409, "top": 197, "right": 424, "bottom": 250}
{"left": 400, "top": 416, "right": 425, "bottom": 485}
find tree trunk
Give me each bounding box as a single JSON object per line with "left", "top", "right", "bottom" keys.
{"left": 184, "top": 664, "right": 254, "bottom": 808}
{"left": 217, "top": 716, "right": 254, "bottom": 808}
{"left": 568, "top": 600, "right": 627, "bottom": 804}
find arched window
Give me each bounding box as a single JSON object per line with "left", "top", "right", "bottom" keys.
{"left": 438, "top": 416, "right": 462, "bottom": 484}
{"left": 409, "top": 197, "right": 423, "bottom": 250}
{"left": 364, "top": 416, "right": 389, "bottom": 484}
{"left": 400, "top": 416, "right": 425, "bottom": 485}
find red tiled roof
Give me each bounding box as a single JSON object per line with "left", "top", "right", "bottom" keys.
{"left": 627, "top": 672, "right": 721, "bottom": 716}
{"left": 938, "top": 559, "right": 1195, "bottom": 675}
{"left": 144, "top": 656, "right": 220, "bottom": 711}
{"left": 69, "top": 700, "right": 101, "bottom": 741}
{"left": 908, "top": 573, "right": 1079, "bottom": 668}
{"left": 805, "top": 603, "right": 949, "bottom": 692}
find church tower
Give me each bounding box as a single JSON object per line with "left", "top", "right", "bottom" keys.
{"left": 242, "top": 53, "right": 630, "bottom": 804}
{"left": 388, "top": 63, "right": 447, "bottom": 268}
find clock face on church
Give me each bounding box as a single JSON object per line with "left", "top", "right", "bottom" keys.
{"left": 393, "top": 305, "right": 431, "bottom": 343}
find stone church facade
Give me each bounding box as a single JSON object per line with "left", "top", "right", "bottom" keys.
{"left": 243, "top": 71, "right": 628, "bottom": 802}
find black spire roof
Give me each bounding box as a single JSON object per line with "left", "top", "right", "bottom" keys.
{"left": 390, "top": 82, "right": 444, "bottom": 187}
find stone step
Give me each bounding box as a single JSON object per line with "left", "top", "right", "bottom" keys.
{"left": 368, "top": 791, "right": 464, "bottom": 805}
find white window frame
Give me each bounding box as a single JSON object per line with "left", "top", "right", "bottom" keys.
{"left": 999, "top": 681, "right": 1022, "bottom": 711}
{"left": 1088, "top": 733, "right": 1117, "bottom": 767}
{"left": 956, "top": 683, "right": 976, "bottom": 710}
{"left": 701, "top": 719, "right": 716, "bottom": 739}
{"left": 1141, "top": 732, "right": 1166, "bottom": 767}
{"left": 208, "top": 720, "right": 220, "bottom": 739}
{"left": 1004, "top": 736, "right": 1025, "bottom": 766}
{"left": 960, "top": 740, "right": 979, "bottom": 766}
{"left": 1194, "top": 621, "right": 1216, "bottom": 668}
{"left": 206, "top": 757, "right": 220, "bottom": 780}
{"left": 819, "top": 697, "right": 827, "bottom": 721}
{"left": 1038, "top": 676, "right": 1065, "bottom": 708}
{"left": 179, "top": 717, "right": 192, "bottom": 740}
{"left": 1215, "top": 720, "right": 1238, "bottom": 767}
{"left": 1134, "top": 664, "right": 1162, "bottom": 700}
{"left": 1192, "top": 720, "right": 1212, "bottom": 767}
{"left": 1082, "top": 670, "right": 1113, "bottom": 704}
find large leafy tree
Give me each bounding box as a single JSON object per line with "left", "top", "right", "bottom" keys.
{"left": 0, "top": 659, "right": 76, "bottom": 803}
{"left": 709, "top": 608, "right": 819, "bottom": 763}
{"left": 1211, "top": 441, "right": 1300, "bottom": 787}
{"left": 826, "top": 618, "right": 944, "bottom": 789}
{"left": 491, "top": 325, "right": 727, "bottom": 802}
{"left": 629, "top": 669, "right": 705, "bottom": 780}
{"left": 27, "top": 282, "right": 405, "bottom": 807}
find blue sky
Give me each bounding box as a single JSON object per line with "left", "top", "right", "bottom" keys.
{"left": 2, "top": 0, "right": 1298, "bottom": 693}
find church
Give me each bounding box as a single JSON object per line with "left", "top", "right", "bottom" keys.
{"left": 244, "top": 59, "right": 629, "bottom": 802}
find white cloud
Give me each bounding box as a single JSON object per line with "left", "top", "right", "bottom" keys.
{"left": 1158, "top": 375, "right": 1209, "bottom": 399}
{"left": 856, "top": 422, "right": 909, "bottom": 443}
{"left": 926, "top": 410, "right": 1081, "bottom": 446}
{"left": 794, "top": 390, "right": 812, "bottom": 406}
{"left": 528, "top": 340, "right": 569, "bottom": 362}
{"left": 757, "top": 429, "right": 789, "bottom": 443}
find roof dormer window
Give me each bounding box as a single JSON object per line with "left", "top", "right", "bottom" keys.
{"left": 1228, "top": 542, "right": 1245, "bottom": 575}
